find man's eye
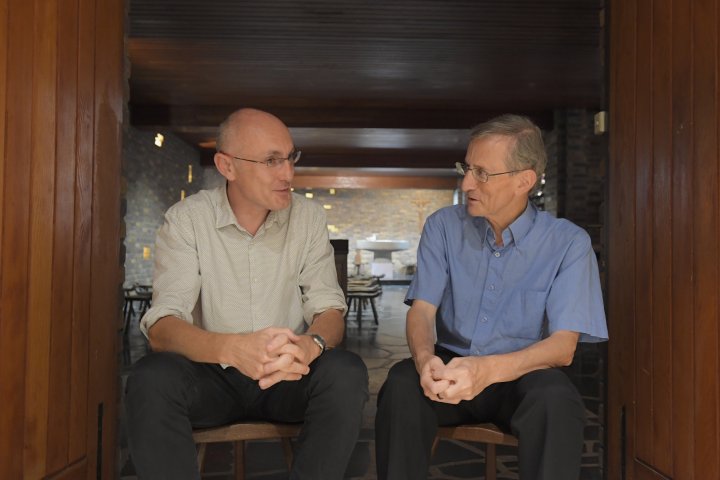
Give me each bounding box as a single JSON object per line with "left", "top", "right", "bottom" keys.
{"left": 267, "top": 158, "right": 280, "bottom": 166}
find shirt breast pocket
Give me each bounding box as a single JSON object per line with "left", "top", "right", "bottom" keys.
{"left": 502, "top": 290, "right": 547, "bottom": 339}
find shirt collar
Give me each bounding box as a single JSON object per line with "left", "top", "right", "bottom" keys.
{"left": 214, "top": 183, "right": 237, "bottom": 229}
{"left": 473, "top": 201, "right": 537, "bottom": 249}
{"left": 507, "top": 201, "right": 536, "bottom": 248}
{"left": 213, "top": 183, "right": 291, "bottom": 231}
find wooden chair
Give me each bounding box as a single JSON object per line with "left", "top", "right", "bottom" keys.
{"left": 433, "top": 423, "right": 518, "bottom": 480}
{"left": 192, "top": 421, "right": 302, "bottom": 480}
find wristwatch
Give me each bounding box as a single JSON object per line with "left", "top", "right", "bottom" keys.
{"left": 304, "top": 333, "right": 326, "bottom": 354}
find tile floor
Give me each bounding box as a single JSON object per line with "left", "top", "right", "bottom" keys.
{"left": 119, "top": 285, "right": 605, "bottom": 479}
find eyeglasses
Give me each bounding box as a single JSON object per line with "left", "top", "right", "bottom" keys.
{"left": 455, "top": 162, "right": 526, "bottom": 183}
{"left": 219, "top": 150, "right": 302, "bottom": 168}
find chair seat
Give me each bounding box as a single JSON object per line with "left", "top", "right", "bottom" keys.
{"left": 192, "top": 421, "right": 302, "bottom": 443}
{"left": 436, "top": 423, "right": 518, "bottom": 446}
{"left": 434, "top": 423, "right": 518, "bottom": 480}
{"left": 193, "top": 421, "right": 302, "bottom": 480}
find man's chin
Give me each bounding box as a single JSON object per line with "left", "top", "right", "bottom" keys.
{"left": 272, "top": 194, "right": 292, "bottom": 210}
{"left": 465, "top": 203, "right": 484, "bottom": 217}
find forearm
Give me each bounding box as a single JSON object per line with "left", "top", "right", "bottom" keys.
{"left": 307, "top": 308, "right": 345, "bottom": 348}
{"left": 406, "top": 304, "right": 437, "bottom": 371}
{"left": 147, "top": 315, "right": 229, "bottom": 364}
{"left": 485, "top": 330, "right": 579, "bottom": 384}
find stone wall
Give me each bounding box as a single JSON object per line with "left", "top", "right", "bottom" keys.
{"left": 311, "top": 188, "right": 456, "bottom": 276}
{"left": 546, "top": 109, "right": 606, "bottom": 250}
{"left": 123, "top": 128, "right": 204, "bottom": 285}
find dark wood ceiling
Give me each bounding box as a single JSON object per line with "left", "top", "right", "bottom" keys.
{"left": 128, "top": 0, "right": 605, "bottom": 170}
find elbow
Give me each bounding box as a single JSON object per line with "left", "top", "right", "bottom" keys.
{"left": 559, "top": 343, "right": 577, "bottom": 367}
{"left": 146, "top": 322, "right": 167, "bottom": 352}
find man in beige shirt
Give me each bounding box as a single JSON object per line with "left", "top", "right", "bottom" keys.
{"left": 126, "top": 108, "right": 368, "bottom": 479}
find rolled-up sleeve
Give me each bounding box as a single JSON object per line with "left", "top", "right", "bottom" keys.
{"left": 298, "top": 207, "right": 347, "bottom": 323}
{"left": 140, "top": 206, "right": 202, "bottom": 337}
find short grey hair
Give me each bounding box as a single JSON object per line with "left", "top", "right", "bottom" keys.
{"left": 469, "top": 114, "right": 547, "bottom": 178}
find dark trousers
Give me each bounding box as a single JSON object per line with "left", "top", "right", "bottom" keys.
{"left": 126, "top": 349, "right": 369, "bottom": 480}
{"left": 375, "top": 348, "right": 585, "bottom": 480}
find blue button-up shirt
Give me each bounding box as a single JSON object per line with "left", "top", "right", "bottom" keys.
{"left": 406, "top": 202, "right": 608, "bottom": 357}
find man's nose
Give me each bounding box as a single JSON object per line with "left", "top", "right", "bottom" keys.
{"left": 460, "top": 171, "right": 475, "bottom": 192}
{"left": 278, "top": 159, "right": 294, "bottom": 181}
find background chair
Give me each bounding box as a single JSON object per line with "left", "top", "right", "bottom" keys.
{"left": 345, "top": 275, "right": 383, "bottom": 328}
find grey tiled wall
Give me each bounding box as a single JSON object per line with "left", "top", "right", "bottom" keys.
{"left": 123, "top": 127, "right": 204, "bottom": 286}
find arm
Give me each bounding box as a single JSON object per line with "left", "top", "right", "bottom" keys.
{"left": 436, "top": 330, "right": 579, "bottom": 404}
{"left": 406, "top": 300, "right": 451, "bottom": 400}
{"left": 148, "top": 315, "right": 307, "bottom": 384}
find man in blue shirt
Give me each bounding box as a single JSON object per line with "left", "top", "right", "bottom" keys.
{"left": 375, "top": 114, "right": 608, "bottom": 479}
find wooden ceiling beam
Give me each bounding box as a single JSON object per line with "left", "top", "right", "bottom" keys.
{"left": 131, "top": 104, "right": 554, "bottom": 131}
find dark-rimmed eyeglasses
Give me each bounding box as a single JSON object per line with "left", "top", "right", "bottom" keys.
{"left": 455, "top": 162, "right": 526, "bottom": 183}
{"left": 219, "top": 150, "right": 302, "bottom": 168}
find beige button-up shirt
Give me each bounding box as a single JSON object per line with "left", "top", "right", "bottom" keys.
{"left": 140, "top": 185, "right": 347, "bottom": 338}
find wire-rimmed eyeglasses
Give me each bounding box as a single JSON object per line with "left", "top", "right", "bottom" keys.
{"left": 455, "top": 162, "right": 526, "bottom": 183}
{"left": 219, "top": 150, "right": 302, "bottom": 168}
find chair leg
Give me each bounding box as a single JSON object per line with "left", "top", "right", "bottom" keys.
{"left": 370, "top": 297, "right": 379, "bottom": 324}
{"left": 430, "top": 436, "right": 440, "bottom": 457}
{"left": 356, "top": 297, "right": 362, "bottom": 329}
{"left": 196, "top": 443, "right": 207, "bottom": 473}
{"left": 234, "top": 440, "right": 245, "bottom": 480}
{"left": 281, "top": 437, "right": 294, "bottom": 470}
{"left": 485, "top": 443, "right": 496, "bottom": 480}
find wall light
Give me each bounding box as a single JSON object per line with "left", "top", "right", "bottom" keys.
{"left": 187, "top": 165, "right": 193, "bottom": 183}
{"left": 181, "top": 189, "right": 186, "bottom": 200}
{"left": 305, "top": 192, "right": 314, "bottom": 199}
{"left": 154, "top": 133, "right": 164, "bottom": 147}
{"left": 329, "top": 188, "right": 336, "bottom": 195}
{"left": 323, "top": 204, "right": 332, "bottom": 210}
{"left": 143, "top": 246, "right": 151, "bottom": 259}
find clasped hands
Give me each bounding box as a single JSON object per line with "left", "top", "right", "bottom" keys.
{"left": 418, "top": 354, "right": 496, "bottom": 404}
{"left": 221, "top": 327, "right": 320, "bottom": 390}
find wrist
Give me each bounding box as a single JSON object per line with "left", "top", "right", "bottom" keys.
{"left": 413, "top": 350, "right": 435, "bottom": 372}
{"left": 302, "top": 333, "right": 326, "bottom": 358}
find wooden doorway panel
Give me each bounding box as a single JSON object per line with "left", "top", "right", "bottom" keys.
{"left": 0, "top": 0, "right": 124, "bottom": 478}
{"left": 608, "top": 0, "right": 720, "bottom": 479}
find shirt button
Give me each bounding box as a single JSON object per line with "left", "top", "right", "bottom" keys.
{"left": 494, "top": 251, "right": 501, "bottom": 257}
{"left": 481, "top": 316, "right": 488, "bottom": 323}
{"left": 489, "top": 284, "right": 495, "bottom": 291}
{"left": 253, "top": 278, "right": 258, "bottom": 283}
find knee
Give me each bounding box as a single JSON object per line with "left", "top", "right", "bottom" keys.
{"left": 378, "top": 359, "right": 421, "bottom": 406}
{"left": 125, "top": 352, "right": 192, "bottom": 409}
{"left": 314, "top": 349, "right": 369, "bottom": 399}
{"left": 519, "top": 370, "right": 585, "bottom": 420}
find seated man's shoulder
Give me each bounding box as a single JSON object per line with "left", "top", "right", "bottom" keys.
{"left": 289, "top": 192, "right": 326, "bottom": 217}
{"left": 166, "top": 188, "right": 216, "bottom": 219}
{"left": 428, "top": 204, "right": 466, "bottom": 223}
{"left": 537, "top": 211, "right": 592, "bottom": 245}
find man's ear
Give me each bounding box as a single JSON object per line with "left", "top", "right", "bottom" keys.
{"left": 214, "top": 152, "right": 235, "bottom": 181}
{"left": 517, "top": 169, "right": 537, "bottom": 195}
